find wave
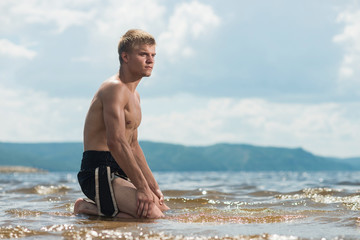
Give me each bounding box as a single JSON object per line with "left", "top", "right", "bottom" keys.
{"left": 0, "top": 166, "right": 46, "bottom": 173}
{"left": 170, "top": 213, "right": 305, "bottom": 224}
{"left": 276, "top": 187, "right": 360, "bottom": 210}
{"left": 6, "top": 209, "right": 44, "bottom": 217}
{"left": 0, "top": 225, "right": 45, "bottom": 239}
{"left": 168, "top": 205, "right": 307, "bottom": 224}
{"left": 8, "top": 185, "right": 70, "bottom": 195}
{"left": 336, "top": 181, "right": 360, "bottom": 186}
{"left": 6, "top": 208, "right": 73, "bottom": 218}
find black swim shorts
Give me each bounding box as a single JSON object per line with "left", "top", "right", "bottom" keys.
{"left": 77, "top": 151, "right": 128, "bottom": 217}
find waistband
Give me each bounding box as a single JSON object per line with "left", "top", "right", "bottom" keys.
{"left": 80, "top": 151, "right": 125, "bottom": 175}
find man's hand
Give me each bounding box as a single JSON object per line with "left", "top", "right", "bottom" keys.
{"left": 153, "top": 188, "right": 164, "bottom": 205}
{"left": 136, "top": 188, "right": 155, "bottom": 218}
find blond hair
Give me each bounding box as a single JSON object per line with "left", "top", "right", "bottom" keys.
{"left": 118, "top": 29, "right": 156, "bottom": 64}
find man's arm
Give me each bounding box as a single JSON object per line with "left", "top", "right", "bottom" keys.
{"left": 101, "top": 83, "right": 153, "bottom": 218}
{"left": 131, "top": 130, "right": 164, "bottom": 205}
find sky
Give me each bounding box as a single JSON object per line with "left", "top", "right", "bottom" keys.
{"left": 0, "top": 0, "right": 359, "bottom": 158}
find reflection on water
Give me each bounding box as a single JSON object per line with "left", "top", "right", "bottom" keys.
{"left": 0, "top": 171, "right": 360, "bottom": 239}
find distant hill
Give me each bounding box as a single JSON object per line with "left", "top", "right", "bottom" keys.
{"left": 140, "top": 142, "right": 357, "bottom": 171}
{"left": 0, "top": 141, "right": 358, "bottom": 172}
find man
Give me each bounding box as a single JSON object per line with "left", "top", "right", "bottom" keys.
{"left": 74, "top": 29, "right": 169, "bottom": 219}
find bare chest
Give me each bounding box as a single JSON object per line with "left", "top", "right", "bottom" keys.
{"left": 124, "top": 97, "right": 141, "bottom": 129}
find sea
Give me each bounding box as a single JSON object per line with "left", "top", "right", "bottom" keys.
{"left": 1, "top": 170, "right": 360, "bottom": 239}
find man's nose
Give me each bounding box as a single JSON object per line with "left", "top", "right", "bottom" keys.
{"left": 147, "top": 56, "right": 154, "bottom": 63}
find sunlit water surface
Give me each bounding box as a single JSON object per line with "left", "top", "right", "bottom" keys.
{"left": 1, "top": 171, "right": 360, "bottom": 239}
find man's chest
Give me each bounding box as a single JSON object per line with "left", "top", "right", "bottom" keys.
{"left": 124, "top": 98, "right": 141, "bottom": 129}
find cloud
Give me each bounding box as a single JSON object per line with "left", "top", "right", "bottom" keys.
{"left": 333, "top": 8, "right": 360, "bottom": 92}
{"left": 140, "top": 95, "right": 360, "bottom": 157}
{"left": 0, "top": 0, "right": 220, "bottom": 63}
{"left": 0, "top": 0, "right": 96, "bottom": 34}
{"left": 158, "top": 1, "right": 221, "bottom": 59}
{"left": 0, "top": 0, "right": 166, "bottom": 35}
{"left": 94, "top": 0, "right": 166, "bottom": 37}
{"left": 70, "top": 56, "right": 94, "bottom": 63}
{"left": 0, "top": 39, "right": 37, "bottom": 59}
{"left": 0, "top": 85, "right": 88, "bottom": 142}
{"left": 89, "top": 0, "right": 221, "bottom": 62}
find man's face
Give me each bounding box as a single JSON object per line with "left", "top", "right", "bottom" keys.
{"left": 125, "top": 44, "right": 156, "bottom": 77}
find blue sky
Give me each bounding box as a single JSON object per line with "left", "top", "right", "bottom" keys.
{"left": 0, "top": 0, "right": 359, "bottom": 157}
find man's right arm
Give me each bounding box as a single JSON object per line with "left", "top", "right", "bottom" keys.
{"left": 101, "top": 83, "right": 153, "bottom": 218}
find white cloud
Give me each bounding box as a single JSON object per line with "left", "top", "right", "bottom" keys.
{"left": 84, "top": 0, "right": 167, "bottom": 63}
{"left": 88, "top": 0, "right": 221, "bottom": 62}
{"left": 94, "top": 0, "right": 166, "bottom": 37}
{"left": 333, "top": 8, "right": 360, "bottom": 92}
{"left": 0, "top": 39, "right": 37, "bottom": 59}
{"left": 158, "top": 1, "right": 221, "bottom": 59}
{"left": 0, "top": 0, "right": 166, "bottom": 35}
{"left": 0, "top": 85, "right": 89, "bottom": 142}
{"left": 0, "top": 0, "right": 96, "bottom": 34}
{"left": 140, "top": 95, "right": 360, "bottom": 158}
{"left": 71, "top": 56, "right": 94, "bottom": 63}
{"left": 0, "top": 0, "right": 220, "bottom": 63}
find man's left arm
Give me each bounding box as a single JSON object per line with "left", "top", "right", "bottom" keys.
{"left": 131, "top": 130, "right": 164, "bottom": 205}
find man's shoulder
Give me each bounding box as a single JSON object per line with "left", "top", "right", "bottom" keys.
{"left": 98, "top": 77, "right": 129, "bottom": 103}
{"left": 102, "top": 75, "right": 123, "bottom": 88}
{"left": 99, "top": 77, "right": 126, "bottom": 94}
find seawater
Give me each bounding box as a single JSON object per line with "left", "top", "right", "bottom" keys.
{"left": 1, "top": 171, "right": 360, "bottom": 239}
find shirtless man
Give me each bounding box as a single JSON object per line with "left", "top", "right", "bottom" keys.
{"left": 74, "top": 29, "right": 169, "bottom": 219}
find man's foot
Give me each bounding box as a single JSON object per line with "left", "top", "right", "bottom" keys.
{"left": 74, "top": 198, "right": 98, "bottom": 216}
{"left": 159, "top": 203, "right": 170, "bottom": 212}
{"left": 74, "top": 198, "right": 149, "bottom": 219}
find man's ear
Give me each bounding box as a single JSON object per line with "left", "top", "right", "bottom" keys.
{"left": 121, "top": 52, "right": 129, "bottom": 63}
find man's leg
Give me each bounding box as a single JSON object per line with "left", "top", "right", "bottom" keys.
{"left": 74, "top": 177, "right": 166, "bottom": 218}
{"left": 112, "top": 177, "right": 165, "bottom": 218}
